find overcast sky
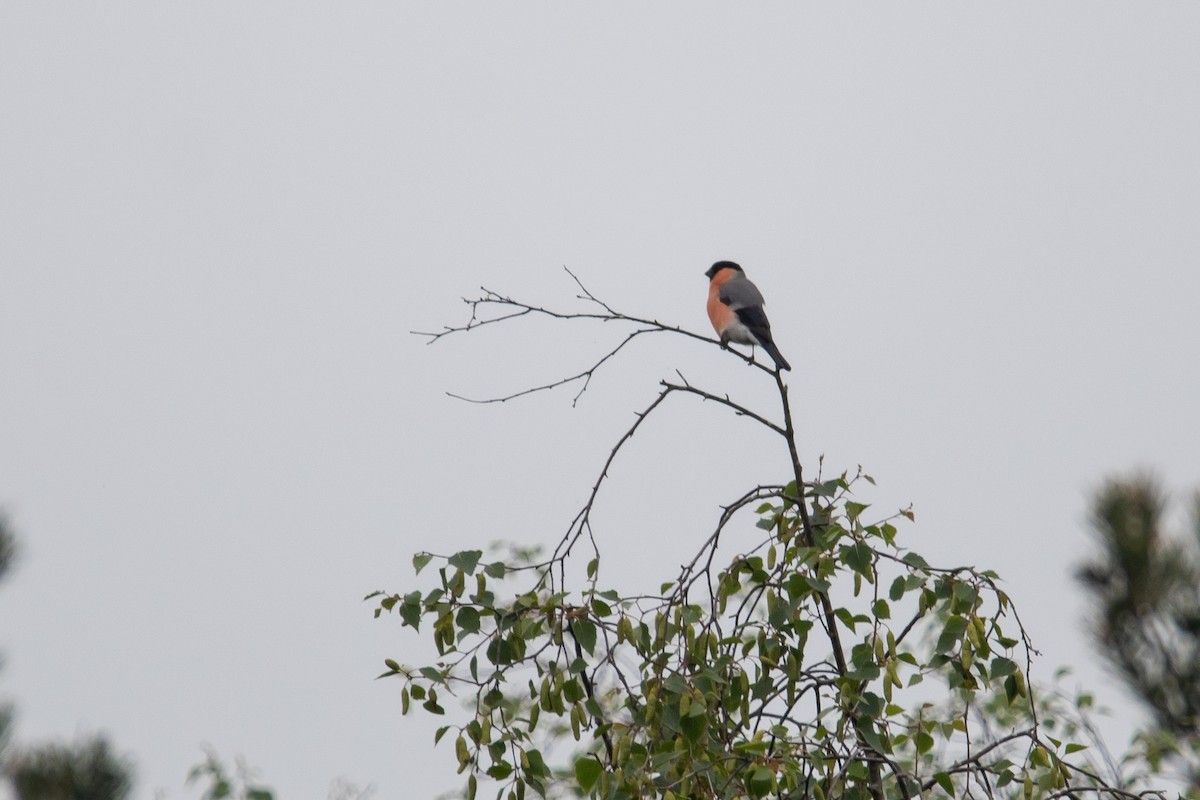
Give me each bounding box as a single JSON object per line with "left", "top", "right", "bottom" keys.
{"left": 2, "top": 4, "right": 1199, "bottom": 798}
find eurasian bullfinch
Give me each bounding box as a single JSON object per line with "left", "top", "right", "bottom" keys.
{"left": 705, "top": 261, "right": 791, "bottom": 372}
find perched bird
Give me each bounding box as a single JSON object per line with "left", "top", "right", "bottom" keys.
{"left": 705, "top": 261, "right": 791, "bottom": 371}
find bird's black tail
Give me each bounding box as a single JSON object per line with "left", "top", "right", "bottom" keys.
{"left": 761, "top": 340, "right": 791, "bottom": 372}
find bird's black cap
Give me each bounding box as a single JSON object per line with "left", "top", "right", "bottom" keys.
{"left": 705, "top": 261, "right": 743, "bottom": 279}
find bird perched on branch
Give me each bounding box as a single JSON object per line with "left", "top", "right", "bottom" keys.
{"left": 705, "top": 261, "right": 791, "bottom": 372}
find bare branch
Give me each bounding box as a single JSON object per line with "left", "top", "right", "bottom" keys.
{"left": 447, "top": 328, "right": 657, "bottom": 406}
{"left": 920, "top": 729, "right": 1037, "bottom": 792}
{"left": 662, "top": 377, "right": 787, "bottom": 437}
{"left": 414, "top": 267, "right": 775, "bottom": 404}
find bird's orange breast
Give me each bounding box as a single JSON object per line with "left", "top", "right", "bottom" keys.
{"left": 706, "top": 269, "right": 737, "bottom": 335}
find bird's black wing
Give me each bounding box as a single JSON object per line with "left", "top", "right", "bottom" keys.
{"left": 734, "top": 305, "right": 791, "bottom": 371}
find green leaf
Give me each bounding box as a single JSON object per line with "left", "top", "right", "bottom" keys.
{"left": 950, "top": 582, "right": 979, "bottom": 613}
{"left": 563, "top": 678, "right": 586, "bottom": 703}
{"left": 889, "top": 575, "right": 907, "bottom": 601}
{"left": 457, "top": 606, "right": 481, "bottom": 634}
{"left": 413, "top": 552, "right": 434, "bottom": 574}
{"left": 871, "top": 599, "right": 891, "bottom": 620}
{"left": 486, "top": 637, "right": 513, "bottom": 665}
{"left": 523, "top": 749, "right": 548, "bottom": 779}
{"left": 1065, "top": 743, "right": 1088, "bottom": 754}
{"left": 902, "top": 551, "right": 929, "bottom": 569}
{"left": 734, "top": 739, "right": 769, "bottom": 756}
{"left": 813, "top": 479, "right": 842, "bottom": 498}
{"left": 484, "top": 561, "right": 507, "bottom": 579}
{"left": 845, "top": 501, "right": 869, "bottom": 520}
{"left": 448, "top": 550, "right": 483, "bottom": 574}
{"left": 680, "top": 702, "right": 707, "bottom": 742}
{"left": 571, "top": 619, "right": 598, "bottom": 655}
{"left": 574, "top": 757, "right": 602, "bottom": 793}
{"left": 856, "top": 718, "right": 887, "bottom": 753}
{"left": 934, "top": 772, "right": 954, "bottom": 795}
{"left": 841, "top": 542, "right": 874, "bottom": 576}
{"left": 803, "top": 575, "right": 831, "bottom": 594}
{"left": 399, "top": 591, "right": 423, "bottom": 630}
{"left": 848, "top": 644, "right": 880, "bottom": 680}
{"left": 935, "top": 615, "right": 968, "bottom": 653}
{"left": 834, "top": 607, "right": 859, "bottom": 632}
{"left": 990, "top": 656, "right": 1018, "bottom": 679}
{"left": 746, "top": 766, "right": 774, "bottom": 798}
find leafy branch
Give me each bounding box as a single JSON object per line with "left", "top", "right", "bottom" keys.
{"left": 377, "top": 271, "right": 1153, "bottom": 800}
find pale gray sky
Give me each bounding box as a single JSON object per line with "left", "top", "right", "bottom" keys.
{"left": 2, "top": 4, "right": 1198, "bottom": 798}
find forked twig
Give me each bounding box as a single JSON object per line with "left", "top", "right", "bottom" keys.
{"left": 414, "top": 267, "right": 775, "bottom": 406}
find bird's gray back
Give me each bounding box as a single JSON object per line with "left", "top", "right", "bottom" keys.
{"left": 719, "top": 275, "right": 766, "bottom": 310}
